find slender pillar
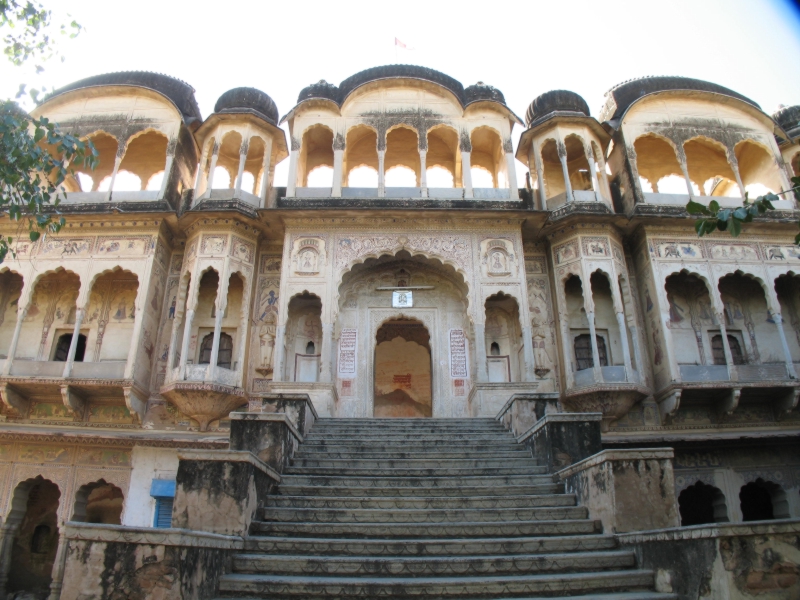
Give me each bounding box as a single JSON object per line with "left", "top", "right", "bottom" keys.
{"left": 208, "top": 267, "right": 231, "bottom": 374}
{"left": 320, "top": 323, "right": 333, "bottom": 383}
{"left": 727, "top": 150, "right": 747, "bottom": 198}
{"left": 505, "top": 151, "right": 519, "bottom": 199}
{"left": 204, "top": 144, "right": 221, "bottom": 198}
{"left": 61, "top": 307, "right": 85, "bottom": 378}
{"left": 332, "top": 149, "right": 344, "bottom": 197}
{"left": 419, "top": 149, "right": 428, "bottom": 198}
{"left": 557, "top": 141, "right": 574, "bottom": 202}
{"left": 105, "top": 151, "right": 123, "bottom": 201}
{"left": 530, "top": 141, "right": 546, "bottom": 209}
{"left": 272, "top": 325, "right": 286, "bottom": 382}
{"left": 521, "top": 324, "right": 536, "bottom": 381}
{"left": 234, "top": 139, "right": 248, "bottom": 196}
{"left": 124, "top": 265, "right": 152, "bottom": 380}
{"left": 0, "top": 522, "right": 17, "bottom": 597}
{"left": 258, "top": 137, "right": 273, "bottom": 206}
{"left": 286, "top": 147, "right": 300, "bottom": 197}
{"left": 194, "top": 143, "right": 210, "bottom": 192}
{"left": 461, "top": 152, "right": 474, "bottom": 199}
{"left": 377, "top": 150, "right": 386, "bottom": 198}
{"left": 587, "top": 311, "right": 602, "bottom": 382}
{"left": 2, "top": 306, "right": 27, "bottom": 375}
{"left": 773, "top": 312, "right": 797, "bottom": 379}
{"left": 178, "top": 308, "right": 196, "bottom": 380}
{"left": 46, "top": 531, "right": 68, "bottom": 600}
{"left": 474, "top": 323, "right": 488, "bottom": 382}
{"left": 159, "top": 149, "right": 175, "bottom": 199}
{"left": 715, "top": 309, "right": 736, "bottom": 381}
{"left": 616, "top": 311, "right": 633, "bottom": 379}
{"left": 584, "top": 143, "right": 601, "bottom": 202}
{"left": 676, "top": 148, "right": 696, "bottom": 200}
{"left": 596, "top": 153, "right": 611, "bottom": 201}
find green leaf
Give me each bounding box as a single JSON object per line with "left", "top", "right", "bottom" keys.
{"left": 717, "top": 209, "right": 731, "bottom": 223}
{"left": 733, "top": 207, "right": 748, "bottom": 220}
{"left": 29, "top": 231, "right": 40, "bottom": 242}
{"left": 709, "top": 200, "right": 720, "bottom": 213}
{"left": 686, "top": 200, "right": 711, "bottom": 215}
{"left": 728, "top": 217, "right": 742, "bottom": 237}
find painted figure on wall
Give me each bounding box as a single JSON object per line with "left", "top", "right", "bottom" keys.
{"left": 259, "top": 312, "right": 277, "bottom": 372}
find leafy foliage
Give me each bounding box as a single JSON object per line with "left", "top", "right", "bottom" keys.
{"left": 687, "top": 176, "right": 800, "bottom": 243}
{"left": 0, "top": 100, "right": 97, "bottom": 262}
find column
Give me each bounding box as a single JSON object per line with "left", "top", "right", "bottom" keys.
{"left": 596, "top": 152, "right": 611, "bottom": 201}
{"left": 711, "top": 293, "right": 736, "bottom": 380}
{"left": 272, "top": 325, "right": 286, "bottom": 382}
{"left": 286, "top": 144, "right": 300, "bottom": 197}
{"left": 530, "top": 140, "right": 546, "bottom": 210}
{"left": 46, "top": 531, "right": 68, "bottom": 600}
{"left": 124, "top": 264, "right": 152, "bottom": 379}
{"left": 727, "top": 150, "right": 747, "bottom": 198}
{"left": 332, "top": 149, "right": 344, "bottom": 197}
{"left": 521, "top": 324, "right": 536, "bottom": 381}
{"left": 474, "top": 323, "right": 488, "bottom": 381}
{"left": 178, "top": 308, "right": 195, "bottom": 380}
{"left": 377, "top": 149, "right": 386, "bottom": 198}
{"left": 2, "top": 305, "right": 27, "bottom": 375}
{"left": 320, "top": 323, "right": 333, "bottom": 383}
{"left": 626, "top": 143, "right": 645, "bottom": 200}
{"left": 194, "top": 142, "right": 210, "bottom": 192}
{"left": 0, "top": 522, "right": 17, "bottom": 597}
{"left": 461, "top": 152, "right": 474, "bottom": 199}
{"left": 208, "top": 264, "right": 231, "bottom": 374}
{"left": 676, "top": 147, "right": 696, "bottom": 200}
{"left": 616, "top": 311, "right": 633, "bottom": 378}
{"left": 258, "top": 137, "right": 273, "bottom": 206}
{"left": 505, "top": 150, "right": 519, "bottom": 200}
{"left": 773, "top": 312, "right": 798, "bottom": 379}
{"left": 557, "top": 140, "right": 574, "bottom": 202}
{"left": 204, "top": 143, "right": 221, "bottom": 199}
{"left": 586, "top": 311, "right": 602, "bottom": 381}
{"left": 61, "top": 307, "right": 85, "bottom": 378}
{"left": 165, "top": 284, "right": 187, "bottom": 381}
{"left": 233, "top": 138, "right": 248, "bottom": 196}
{"left": 584, "top": 143, "right": 601, "bottom": 202}
{"left": 419, "top": 149, "right": 428, "bottom": 198}
{"left": 159, "top": 143, "right": 175, "bottom": 199}
{"left": 105, "top": 149, "right": 124, "bottom": 202}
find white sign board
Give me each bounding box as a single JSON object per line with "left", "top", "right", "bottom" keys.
{"left": 338, "top": 328, "right": 358, "bottom": 376}
{"left": 392, "top": 290, "right": 413, "bottom": 308}
{"left": 449, "top": 328, "right": 469, "bottom": 378}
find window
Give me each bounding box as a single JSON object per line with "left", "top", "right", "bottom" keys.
{"left": 150, "top": 479, "right": 175, "bottom": 529}
{"left": 490, "top": 342, "right": 500, "bottom": 356}
{"left": 31, "top": 524, "right": 52, "bottom": 553}
{"left": 678, "top": 482, "right": 728, "bottom": 526}
{"left": 574, "top": 334, "right": 608, "bottom": 371}
{"left": 198, "top": 332, "right": 234, "bottom": 369}
{"left": 305, "top": 341, "right": 316, "bottom": 354}
{"left": 711, "top": 334, "right": 745, "bottom": 365}
{"left": 53, "top": 333, "right": 86, "bottom": 362}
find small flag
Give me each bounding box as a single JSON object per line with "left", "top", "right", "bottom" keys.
{"left": 395, "top": 37, "right": 407, "bottom": 49}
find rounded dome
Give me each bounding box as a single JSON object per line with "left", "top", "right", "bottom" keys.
{"left": 774, "top": 105, "right": 800, "bottom": 138}
{"left": 464, "top": 81, "right": 506, "bottom": 106}
{"left": 338, "top": 65, "right": 465, "bottom": 105}
{"left": 525, "top": 90, "right": 590, "bottom": 126}
{"left": 297, "top": 79, "right": 340, "bottom": 104}
{"left": 214, "top": 87, "right": 279, "bottom": 125}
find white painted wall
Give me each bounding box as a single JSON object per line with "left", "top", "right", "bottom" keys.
{"left": 121, "top": 446, "right": 179, "bottom": 527}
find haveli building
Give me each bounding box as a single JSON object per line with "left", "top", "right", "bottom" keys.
{"left": 0, "top": 66, "right": 799, "bottom": 599}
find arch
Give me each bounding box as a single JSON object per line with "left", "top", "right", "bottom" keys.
{"left": 539, "top": 137, "right": 565, "bottom": 201}
{"left": 300, "top": 124, "right": 334, "bottom": 187}
{"left": 484, "top": 291, "right": 523, "bottom": 382}
{"left": 68, "top": 131, "right": 119, "bottom": 192}
{"left": 344, "top": 125, "right": 379, "bottom": 184}
{"left": 470, "top": 166, "right": 494, "bottom": 187}
{"left": 243, "top": 135, "right": 267, "bottom": 194}
{"left": 209, "top": 130, "right": 244, "bottom": 190}
{"left": 678, "top": 481, "right": 728, "bottom": 525}
{"left": 385, "top": 125, "right": 420, "bottom": 185}
{"left": 663, "top": 270, "right": 716, "bottom": 367}
{"left": 385, "top": 165, "right": 416, "bottom": 187}
{"left": 790, "top": 150, "right": 800, "bottom": 177}
{"left": 285, "top": 292, "right": 322, "bottom": 382}
{"left": 426, "top": 165, "right": 454, "bottom": 188}
{"left": 426, "top": 124, "right": 459, "bottom": 187}
{"left": 118, "top": 128, "right": 169, "bottom": 191}
{"left": 347, "top": 165, "right": 378, "bottom": 187}
{"left": 71, "top": 479, "right": 124, "bottom": 524}
{"left": 633, "top": 133, "right": 688, "bottom": 195}
{"left": 470, "top": 125, "right": 504, "bottom": 188}
{"left": 774, "top": 273, "right": 800, "bottom": 362}
{"left": 740, "top": 478, "right": 790, "bottom": 521}
{"left": 683, "top": 135, "right": 739, "bottom": 197}
{"left": 734, "top": 139, "right": 783, "bottom": 196}
{"left": 563, "top": 134, "right": 593, "bottom": 192}
{"left": 0, "top": 270, "right": 24, "bottom": 357}
{"left": 307, "top": 165, "right": 333, "bottom": 187}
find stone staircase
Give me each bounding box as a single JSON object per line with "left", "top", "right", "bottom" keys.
{"left": 216, "top": 418, "right": 675, "bottom": 599}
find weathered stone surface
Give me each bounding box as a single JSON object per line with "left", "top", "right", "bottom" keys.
{"left": 518, "top": 413, "right": 603, "bottom": 472}
{"left": 229, "top": 413, "right": 301, "bottom": 472}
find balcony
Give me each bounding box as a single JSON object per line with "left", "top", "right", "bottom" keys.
{"left": 59, "top": 191, "right": 162, "bottom": 204}
{"left": 161, "top": 363, "right": 246, "bottom": 431}
{"left": 564, "top": 366, "right": 650, "bottom": 431}
{"left": 292, "top": 187, "right": 516, "bottom": 200}
{"left": 641, "top": 192, "right": 795, "bottom": 210}
{"left": 9, "top": 359, "right": 126, "bottom": 379}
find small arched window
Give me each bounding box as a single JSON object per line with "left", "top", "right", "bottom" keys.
{"left": 199, "top": 332, "right": 234, "bottom": 369}
{"left": 306, "top": 341, "right": 316, "bottom": 355}
{"left": 740, "top": 479, "right": 789, "bottom": 521}
{"left": 678, "top": 482, "right": 728, "bottom": 526}
{"left": 490, "top": 342, "right": 501, "bottom": 356}
{"left": 53, "top": 333, "right": 86, "bottom": 362}
{"left": 711, "top": 334, "right": 745, "bottom": 365}
{"left": 31, "top": 524, "right": 52, "bottom": 554}
{"left": 573, "top": 334, "right": 608, "bottom": 371}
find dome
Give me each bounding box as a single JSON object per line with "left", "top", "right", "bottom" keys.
{"left": 599, "top": 76, "right": 759, "bottom": 125}
{"left": 44, "top": 71, "right": 201, "bottom": 121}
{"left": 464, "top": 81, "right": 506, "bottom": 106}
{"left": 338, "top": 65, "right": 465, "bottom": 105}
{"left": 214, "top": 87, "right": 279, "bottom": 125}
{"left": 773, "top": 105, "right": 800, "bottom": 139}
{"left": 525, "top": 90, "right": 590, "bottom": 126}
{"left": 297, "top": 80, "right": 340, "bottom": 104}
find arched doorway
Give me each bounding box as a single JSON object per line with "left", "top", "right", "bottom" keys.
{"left": 374, "top": 318, "right": 432, "bottom": 418}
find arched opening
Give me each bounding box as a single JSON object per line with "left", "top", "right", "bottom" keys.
{"left": 589, "top": 271, "right": 624, "bottom": 369}
{"left": 735, "top": 139, "right": 783, "bottom": 196}
{"left": 740, "top": 478, "right": 789, "bottom": 521}
{"left": 679, "top": 481, "right": 729, "bottom": 525}
{"left": 243, "top": 135, "right": 267, "bottom": 195}
{"left": 564, "top": 134, "right": 592, "bottom": 192}
{"left": 775, "top": 274, "right": 800, "bottom": 363}
{"left": 633, "top": 134, "right": 689, "bottom": 195}
{"left": 53, "top": 333, "right": 86, "bottom": 361}
{"left": 344, "top": 126, "right": 379, "bottom": 190}
{"left": 574, "top": 334, "right": 607, "bottom": 370}
{"left": 470, "top": 166, "right": 494, "bottom": 187}
{"left": 69, "top": 131, "right": 118, "bottom": 192}
{"left": 684, "top": 137, "right": 739, "bottom": 197}
{"left": 711, "top": 334, "right": 744, "bottom": 365}
{"left": 470, "top": 126, "right": 504, "bottom": 189}
{"left": 72, "top": 479, "right": 124, "bottom": 524}
{"left": 300, "top": 125, "right": 334, "bottom": 188}
{"left": 211, "top": 131, "right": 243, "bottom": 190}
{"left": 85, "top": 269, "right": 140, "bottom": 363}
{"left": 791, "top": 152, "right": 800, "bottom": 177}
{"left": 664, "top": 272, "right": 716, "bottom": 368}
{"left": 374, "top": 318, "right": 432, "bottom": 418}
{"left": 211, "top": 165, "right": 232, "bottom": 189}
{"left": 0, "top": 270, "right": 24, "bottom": 356}
{"left": 307, "top": 166, "right": 334, "bottom": 187}
{"left": 427, "top": 166, "right": 454, "bottom": 188}
{"left": 199, "top": 332, "right": 233, "bottom": 368}
{"left": 427, "top": 125, "right": 459, "bottom": 189}
{"left": 98, "top": 170, "right": 141, "bottom": 192}
{"left": 564, "top": 275, "right": 591, "bottom": 372}
{"left": 540, "top": 139, "right": 566, "bottom": 203}
{"left": 117, "top": 130, "right": 169, "bottom": 191}
{"left": 385, "top": 126, "right": 420, "bottom": 188}
{"left": 171, "top": 272, "right": 191, "bottom": 368}
{"left": 484, "top": 292, "right": 523, "bottom": 382}
{"left": 285, "top": 292, "right": 322, "bottom": 382}
{"left": 7, "top": 477, "right": 61, "bottom": 595}
{"left": 191, "top": 270, "right": 244, "bottom": 371}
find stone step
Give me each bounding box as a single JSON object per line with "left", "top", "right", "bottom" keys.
{"left": 313, "top": 418, "right": 503, "bottom": 426}
{"left": 242, "top": 533, "right": 619, "bottom": 557}
{"left": 277, "top": 483, "right": 564, "bottom": 497}
{"left": 265, "top": 493, "right": 577, "bottom": 510}
{"left": 231, "top": 549, "right": 635, "bottom": 577}
{"left": 304, "top": 434, "right": 516, "bottom": 442}
{"left": 259, "top": 505, "right": 589, "bottom": 524}
{"left": 279, "top": 473, "right": 554, "bottom": 488}
{"left": 284, "top": 466, "right": 546, "bottom": 477}
{"left": 251, "top": 518, "right": 602, "bottom": 538}
{"left": 216, "top": 569, "right": 657, "bottom": 598}
{"left": 299, "top": 441, "right": 523, "bottom": 452}
{"left": 313, "top": 423, "right": 507, "bottom": 430}
{"left": 290, "top": 457, "right": 539, "bottom": 469}
{"left": 292, "top": 450, "right": 531, "bottom": 460}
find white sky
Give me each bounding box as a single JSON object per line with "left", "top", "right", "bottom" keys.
{"left": 2, "top": 0, "right": 799, "bottom": 186}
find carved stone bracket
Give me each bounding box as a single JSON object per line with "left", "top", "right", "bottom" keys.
{"left": 657, "top": 389, "right": 682, "bottom": 423}
{"left": 0, "top": 383, "right": 30, "bottom": 418}
{"left": 123, "top": 386, "right": 148, "bottom": 424}
{"left": 60, "top": 385, "right": 86, "bottom": 420}
{"left": 717, "top": 387, "right": 741, "bottom": 417}
{"left": 775, "top": 387, "right": 800, "bottom": 416}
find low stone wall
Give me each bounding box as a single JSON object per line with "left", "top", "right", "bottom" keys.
{"left": 517, "top": 413, "right": 603, "bottom": 472}
{"left": 495, "top": 392, "right": 559, "bottom": 438}
{"left": 618, "top": 520, "right": 800, "bottom": 599}
{"left": 60, "top": 523, "right": 243, "bottom": 600}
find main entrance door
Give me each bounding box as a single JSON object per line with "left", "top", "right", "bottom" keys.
{"left": 374, "top": 318, "right": 432, "bottom": 418}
